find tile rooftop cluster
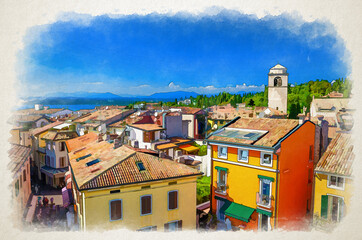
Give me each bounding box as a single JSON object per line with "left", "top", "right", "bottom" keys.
{"left": 315, "top": 132, "right": 354, "bottom": 176}
{"left": 8, "top": 144, "right": 32, "bottom": 174}
{"left": 42, "top": 131, "right": 79, "bottom": 141}
{"left": 73, "top": 109, "right": 127, "bottom": 123}
{"left": 30, "top": 121, "right": 64, "bottom": 136}
{"left": 208, "top": 118, "right": 299, "bottom": 147}
{"left": 68, "top": 136, "right": 201, "bottom": 190}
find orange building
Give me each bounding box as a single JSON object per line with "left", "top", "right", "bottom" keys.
{"left": 207, "top": 118, "right": 316, "bottom": 231}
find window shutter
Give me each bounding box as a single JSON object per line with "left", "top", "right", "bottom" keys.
{"left": 164, "top": 223, "right": 169, "bottom": 232}
{"left": 178, "top": 220, "right": 182, "bottom": 230}
{"left": 321, "top": 195, "right": 328, "bottom": 218}
{"left": 338, "top": 198, "right": 344, "bottom": 221}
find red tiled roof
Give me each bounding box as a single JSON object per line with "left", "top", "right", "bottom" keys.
{"left": 69, "top": 141, "right": 201, "bottom": 190}
{"left": 8, "top": 144, "right": 31, "bottom": 174}
{"left": 30, "top": 121, "right": 64, "bottom": 136}
{"left": 65, "top": 132, "right": 99, "bottom": 152}
{"left": 315, "top": 133, "right": 354, "bottom": 176}
{"left": 208, "top": 118, "right": 301, "bottom": 147}
{"left": 179, "top": 107, "right": 203, "bottom": 115}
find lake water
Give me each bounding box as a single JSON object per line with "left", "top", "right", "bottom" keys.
{"left": 16, "top": 104, "right": 104, "bottom": 111}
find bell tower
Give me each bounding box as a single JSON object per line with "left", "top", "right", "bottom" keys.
{"left": 268, "top": 64, "right": 288, "bottom": 113}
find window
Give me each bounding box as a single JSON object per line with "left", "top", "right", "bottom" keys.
{"left": 164, "top": 220, "right": 182, "bottom": 232}
{"left": 141, "top": 195, "right": 152, "bottom": 215}
{"left": 238, "top": 149, "right": 249, "bottom": 162}
{"left": 109, "top": 199, "right": 122, "bottom": 221}
{"left": 168, "top": 191, "right": 178, "bottom": 210}
{"left": 218, "top": 146, "right": 228, "bottom": 159}
{"left": 258, "top": 178, "right": 272, "bottom": 207}
{"left": 47, "top": 143, "right": 51, "bottom": 150}
{"left": 137, "top": 226, "right": 157, "bottom": 232}
{"left": 260, "top": 152, "right": 273, "bottom": 167}
{"left": 143, "top": 131, "right": 155, "bottom": 143}
{"left": 60, "top": 142, "right": 66, "bottom": 151}
{"left": 23, "top": 170, "right": 26, "bottom": 182}
{"left": 136, "top": 162, "right": 146, "bottom": 171}
{"left": 309, "top": 145, "right": 314, "bottom": 162}
{"left": 15, "top": 180, "right": 19, "bottom": 196}
{"left": 321, "top": 195, "right": 345, "bottom": 222}
{"left": 20, "top": 176, "right": 22, "bottom": 188}
{"left": 216, "top": 168, "right": 227, "bottom": 194}
{"left": 327, "top": 175, "right": 345, "bottom": 190}
{"left": 59, "top": 157, "right": 66, "bottom": 168}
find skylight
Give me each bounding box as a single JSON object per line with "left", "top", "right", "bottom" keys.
{"left": 213, "top": 128, "right": 267, "bottom": 141}
{"left": 136, "top": 162, "right": 146, "bottom": 171}
{"left": 76, "top": 153, "right": 92, "bottom": 162}
{"left": 86, "top": 159, "right": 100, "bottom": 167}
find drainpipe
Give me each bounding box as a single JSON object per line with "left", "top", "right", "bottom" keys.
{"left": 82, "top": 192, "right": 86, "bottom": 231}
{"left": 274, "top": 147, "right": 281, "bottom": 230}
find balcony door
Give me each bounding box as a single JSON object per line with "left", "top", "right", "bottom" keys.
{"left": 216, "top": 200, "right": 225, "bottom": 222}
{"left": 259, "top": 179, "right": 272, "bottom": 207}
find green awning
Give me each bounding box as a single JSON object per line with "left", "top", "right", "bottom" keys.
{"left": 224, "top": 202, "right": 255, "bottom": 222}
{"left": 256, "top": 208, "right": 272, "bottom": 216}
{"left": 215, "top": 166, "right": 228, "bottom": 172}
{"left": 257, "top": 175, "right": 275, "bottom": 182}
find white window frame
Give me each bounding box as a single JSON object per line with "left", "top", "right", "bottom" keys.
{"left": 238, "top": 148, "right": 249, "bottom": 163}
{"left": 216, "top": 169, "right": 227, "bottom": 195}
{"left": 260, "top": 152, "right": 273, "bottom": 167}
{"left": 218, "top": 146, "right": 228, "bottom": 159}
{"left": 327, "top": 175, "right": 345, "bottom": 190}
{"left": 258, "top": 213, "right": 271, "bottom": 231}
{"left": 258, "top": 179, "right": 272, "bottom": 208}
{"left": 165, "top": 220, "right": 181, "bottom": 232}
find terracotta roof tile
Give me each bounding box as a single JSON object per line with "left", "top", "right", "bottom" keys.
{"left": 65, "top": 132, "right": 99, "bottom": 152}
{"left": 315, "top": 133, "right": 354, "bottom": 176}
{"left": 30, "top": 121, "right": 64, "bottom": 136}
{"left": 69, "top": 141, "right": 201, "bottom": 190}
{"left": 8, "top": 144, "right": 31, "bottom": 174}
{"left": 208, "top": 118, "right": 300, "bottom": 147}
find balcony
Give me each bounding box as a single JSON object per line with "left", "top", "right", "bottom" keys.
{"left": 215, "top": 183, "right": 227, "bottom": 195}
{"left": 256, "top": 192, "right": 273, "bottom": 208}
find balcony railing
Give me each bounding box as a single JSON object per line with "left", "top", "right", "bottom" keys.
{"left": 215, "top": 183, "right": 227, "bottom": 195}
{"left": 256, "top": 192, "right": 273, "bottom": 208}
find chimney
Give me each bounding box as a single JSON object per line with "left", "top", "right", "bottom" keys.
{"left": 98, "top": 133, "right": 104, "bottom": 142}
{"left": 317, "top": 115, "right": 324, "bottom": 126}
{"left": 298, "top": 114, "right": 306, "bottom": 125}
{"left": 114, "top": 139, "right": 122, "bottom": 149}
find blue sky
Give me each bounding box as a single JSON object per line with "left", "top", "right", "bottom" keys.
{"left": 18, "top": 11, "right": 348, "bottom": 98}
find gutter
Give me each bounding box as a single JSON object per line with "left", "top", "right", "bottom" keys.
{"left": 273, "top": 147, "right": 281, "bottom": 230}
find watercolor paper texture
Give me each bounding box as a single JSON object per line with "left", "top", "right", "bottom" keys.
{"left": 1, "top": 0, "right": 361, "bottom": 239}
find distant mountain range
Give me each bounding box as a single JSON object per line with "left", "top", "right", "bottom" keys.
{"left": 22, "top": 91, "right": 203, "bottom": 106}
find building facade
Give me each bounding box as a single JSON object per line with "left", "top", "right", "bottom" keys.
{"left": 313, "top": 133, "right": 353, "bottom": 224}
{"left": 67, "top": 137, "right": 201, "bottom": 231}
{"left": 207, "top": 118, "right": 315, "bottom": 231}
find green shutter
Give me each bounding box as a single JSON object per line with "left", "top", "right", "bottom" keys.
{"left": 215, "top": 166, "right": 228, "bottom": 172}
{"left": 257, "top": 175, "right": 275, "bottom": 182}
{"left": 321, "top": 195, "right": 328, "bottom": 219}
{"left": 256, "top": 208, "right": 272, "bottom": 217}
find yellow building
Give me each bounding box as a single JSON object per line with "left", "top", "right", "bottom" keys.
{"left": 207, "top": 118, "right": 316, "bottom": 231}
{"left": 314, "top": 132, "right": 354, "bottom": 223}
{"left": 67, "top": 135, "right": 201, "bottom": 231}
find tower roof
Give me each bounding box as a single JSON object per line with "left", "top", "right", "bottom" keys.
{"left": 270, "top": 64, "right": 286, "bottom": 69}
{"left": 269, "top": 64, "right": 287, "bottom": 74}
